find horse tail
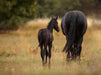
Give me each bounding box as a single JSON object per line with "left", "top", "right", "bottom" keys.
{"left": 38, "top": 30, "right": 43, "bottom": 47}
{"left": 38, "top": 41, "right": 41, "bottom": 47}
{"left": 61, "top": 18, "right": 67, "bottom": 35}
{"left": 63, "top": 17, "right": 76, "bottom": 53}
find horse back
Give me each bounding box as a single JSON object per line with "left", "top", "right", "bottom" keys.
{"left": 75, "top": 11, "right": 87, "bottom": 40}
{"left": 38, "top": 29, "right": 53, "bottom": 46}
{"left": 61, "top": 11, "right": 87, "bottom": 38}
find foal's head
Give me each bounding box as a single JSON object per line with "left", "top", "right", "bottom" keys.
{"left": 48, "top": 16, "right": 59, "bottom": 32}
{"left": 52, "top": 16, "right": 59, "bottom": 32}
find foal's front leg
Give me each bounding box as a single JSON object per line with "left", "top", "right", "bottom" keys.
{"left": 44, "top": 44, "right": 48, "bottom": 64}
{"left": 48, "top": 43, "right": 52, "bottom": 68}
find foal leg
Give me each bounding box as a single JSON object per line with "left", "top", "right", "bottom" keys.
{"left": 40, "top": 45, "right": 45, "bottom": 65}
{"left": 48, "top": 43, "right": 52, "bottom": 68}
{"left": 44, "top": 44, "right": 48, "bottom": 64}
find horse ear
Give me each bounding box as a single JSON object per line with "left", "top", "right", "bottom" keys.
{"left": 56, "top": 16, "right": 59, "bottom": 20}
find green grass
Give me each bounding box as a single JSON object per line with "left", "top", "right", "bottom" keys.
{"left": 0, "top": 19, "right": 101, "bottom": 75}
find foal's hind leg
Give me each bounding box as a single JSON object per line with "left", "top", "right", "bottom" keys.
{"left": 40, "top": 45, "right": 45, "bottom": 65}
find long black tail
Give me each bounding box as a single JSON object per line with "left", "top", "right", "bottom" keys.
{"left": 38, "top": 30, "right": 43, "bottom": 47}
{"left": 63, "top": 18, "right": 76, "bottom": 52}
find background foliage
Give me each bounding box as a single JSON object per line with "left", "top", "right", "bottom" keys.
{"left": 0, "top": 0, "right": 101, "bottom": 30}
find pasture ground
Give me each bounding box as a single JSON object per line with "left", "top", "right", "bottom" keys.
{"left": 0, "top": 18, "right": 101, "bottom": 75}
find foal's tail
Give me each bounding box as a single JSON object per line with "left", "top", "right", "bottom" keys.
{"left": 38, "top": 30, "right": 43, "bottom": 47}
{"left": 63, "top": 17, "right": 76, "bottom": 53}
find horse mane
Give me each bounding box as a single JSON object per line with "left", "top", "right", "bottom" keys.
{"left": 47, "top": 19, "right": 53, "bottom": 29}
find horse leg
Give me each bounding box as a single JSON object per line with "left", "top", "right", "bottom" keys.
{"left": 76, "top": 38, "right": 83, "bottom": 62}
{"left": 48, "top": 43, "right": 52, "bottom": 68}
{"left": 46, "top": 49, "right": 48, "bottom": 64}
{"left": 71, "top": 44, "right": 77, "bottom": 60}
{"left": 44, "top": 44, "right": 48, "bottom": 64}
{"left": 66, "top": 51, "right": 70, "bottom": 62}
{"left": 77, "top": 46, "right": 82, "bottom": 62}
{"left": 71, "top": 46, "right": 75, "bottom": 60}
{"left": 40, "top": 45, "right": 45, "bottom": 66}
{"left": 72, "top": 49, "right": 76, "bottom": 60}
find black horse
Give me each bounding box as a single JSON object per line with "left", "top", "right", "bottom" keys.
{"left": 38, "top": 16, "right": 59, "bottom": 66}
{"left": 61, "top": 11, "right": 87, "bottom": 61}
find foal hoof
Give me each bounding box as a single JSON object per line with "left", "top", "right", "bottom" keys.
{"left": 44, "top": 62, "right": 47, "bottom": 65}
{"left": 42, "top": 62, "right": 47, "bottom": 66}
{"left": 66, "top": 58, "right": 70, "bottom": 62}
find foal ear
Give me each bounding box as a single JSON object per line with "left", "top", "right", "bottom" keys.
{"left": 56, "top": 16, "right": 59, "bottom": 20}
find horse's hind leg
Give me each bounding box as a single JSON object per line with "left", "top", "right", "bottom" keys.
{"left": 76, "top": 38, "right": 83, "bottom": 62}
{"left": 78, "top": 46, "right": 82, "bottom": 61}
{"left": 71, "top": 48, "right": 76, "bottom": 60}
{"left": 66, "top": 45, "right": 73, "bottom": 61}
{"left": 66, "top": 51, "right": 70, "bottom": 62}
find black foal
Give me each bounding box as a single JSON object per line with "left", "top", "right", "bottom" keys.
{"left": 38, "top": 16, "right": 59, "bottom": 66}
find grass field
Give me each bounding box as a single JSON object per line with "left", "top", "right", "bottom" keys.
{"left": 0, "top": 18, "right": 101, "bottom": 75}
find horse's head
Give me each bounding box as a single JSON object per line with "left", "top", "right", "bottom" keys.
{"left": 51, "top": 16, "right": 60, "bottom": 32}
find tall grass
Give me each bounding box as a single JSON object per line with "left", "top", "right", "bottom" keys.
{"left": 0, "top": 18, "right": 101, "bottom": 75}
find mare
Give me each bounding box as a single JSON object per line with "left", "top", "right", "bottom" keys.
{"left": 61, "top": 11, "right": 87, "bottom": 61}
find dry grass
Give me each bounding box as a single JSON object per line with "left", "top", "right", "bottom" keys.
{"left": 0, "top": 18, "right": 101, "bottom": 75}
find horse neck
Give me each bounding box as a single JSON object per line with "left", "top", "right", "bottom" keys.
{"left": 47, "top": 22, "right": 54, "bottom": 33}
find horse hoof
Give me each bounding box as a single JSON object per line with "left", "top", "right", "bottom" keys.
{"left": 44, "top": 62, "right": 47, "bottom": 65}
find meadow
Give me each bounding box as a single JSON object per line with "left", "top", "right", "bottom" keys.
{"left": 0, "top": 18, "right": 101, "bottom": 75}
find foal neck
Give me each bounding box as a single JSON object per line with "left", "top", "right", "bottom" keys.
{"left": 47, "top": 21, "right": 54, "bottom": 33}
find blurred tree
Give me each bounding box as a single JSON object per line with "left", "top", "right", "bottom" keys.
{"left": 0, "top": 0, "right": 38, "bottom": 30}
{"left": 37, "top": 0, "right": 101, "bottom": 17}
{"left": 0, "top": 0, "right": 101, "bottom": 31}
{"left": 54, "top": 0, "right": 81, "bottom": 17}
